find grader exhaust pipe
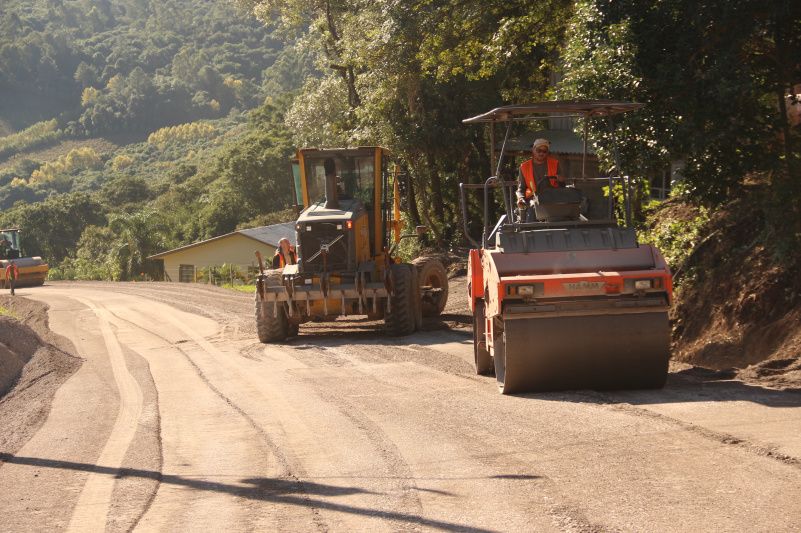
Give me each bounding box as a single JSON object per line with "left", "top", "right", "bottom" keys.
{"left": 323, "top": 157, "right": 339, "bottom": 210}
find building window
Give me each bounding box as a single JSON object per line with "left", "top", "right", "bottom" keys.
{"left": 179, "top": 264, "right": 194, "bottom": 283}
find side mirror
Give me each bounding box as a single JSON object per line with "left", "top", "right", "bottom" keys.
{"left": 415, "top": 225, "right": 428, "bottom": 236}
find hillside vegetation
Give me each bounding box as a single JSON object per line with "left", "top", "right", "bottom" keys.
{"left": 0, "top": 0, "right": 308, "bottom": 137}
{"left": 0, "top": 0, "right": 306, "bottom": 280}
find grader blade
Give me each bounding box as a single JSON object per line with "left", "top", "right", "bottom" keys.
{"left": 495, "top": 311, "right": 670, "bottom": 394}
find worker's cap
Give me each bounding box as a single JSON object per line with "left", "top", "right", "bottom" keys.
{"left": 278, "top": 237, "right": 291, "bottom": 245}
{"left": 531, "top": 138, "right": 550, "bottom": 150}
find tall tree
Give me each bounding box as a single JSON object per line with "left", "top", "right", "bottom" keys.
{"left": 239, "top": 0, "right": 573, "bottom": 242}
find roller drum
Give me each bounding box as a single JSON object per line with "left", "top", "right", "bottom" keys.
{"left": 495, "top": 311, "right": 670, "bottom": 394}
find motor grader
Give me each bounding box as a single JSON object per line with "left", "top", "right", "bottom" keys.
{"left": 460, "top": 101, "right": 673, "bottom": 394}
{"left": 255, "top": 146, "right": 449, "bottom": 342}
{"left": 0, "top": 228, "right": 49, "bottom": 289}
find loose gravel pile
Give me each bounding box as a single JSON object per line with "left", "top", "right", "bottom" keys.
{"left": 0, "top": 296, "right": 82, "bottom": 458}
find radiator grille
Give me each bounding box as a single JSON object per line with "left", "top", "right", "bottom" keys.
{"left": 299, "top": 222, "right": 351, "bottom": 273}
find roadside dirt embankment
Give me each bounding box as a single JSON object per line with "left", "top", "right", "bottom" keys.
{"left": 655, "top": 187, "right": 801, "bottom": 389}
{"left": 0, "top": 296, "right": 82, "bottom": 456}
{"left": 0, "top": 316, "right": 39, "bottom": 395}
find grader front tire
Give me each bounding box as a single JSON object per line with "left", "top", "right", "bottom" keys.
{"left": 255, "top": 270, "right": 290, "bottom": 343}
{"left": 385, "top": 264, "right": 417, "bottom": 337}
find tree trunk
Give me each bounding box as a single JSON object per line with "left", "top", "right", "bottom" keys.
{"left": 425, "top": 151, "right": 446, "bottom": 223}
{"left": 406, "top": 171, "right": 421, "bottom": 227}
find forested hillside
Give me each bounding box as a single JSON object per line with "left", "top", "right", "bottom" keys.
{"left": 0, "top": 0, "right": 309, "bottom": 279}
{"left": 0, "top": 0, "right": 307, "bottom": 135}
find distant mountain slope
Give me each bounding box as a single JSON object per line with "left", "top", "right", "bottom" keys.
{"left": 0, "top": 138, "right": 119, "bottom": 173}
{"left": 0, "top": 2, "right": 309, "bottom": 281}
{"left": 0, "top": 0, "right": 287, "bottom": 140}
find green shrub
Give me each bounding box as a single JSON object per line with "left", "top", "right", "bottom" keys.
{"left": 640, "top": 206, "right": 710, "bottom": 270}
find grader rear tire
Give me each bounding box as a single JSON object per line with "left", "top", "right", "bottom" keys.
{"left": 255, "top": 269, "right": 289, "bottom": 343}
{"left": 412, "top": 257, "right": 449, "bottom": 317}
{"left": 385, "top": 264, "right": 416, "bottom": 337}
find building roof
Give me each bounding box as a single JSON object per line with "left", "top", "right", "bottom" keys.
{"left": 237, "top": 223, "right": 297, "bottom": 247}
{"left": 499, "top": 129, "right": 596, "bottom": 156}
{"left": 148, "top": 222, "right": 296, "bottom": 259}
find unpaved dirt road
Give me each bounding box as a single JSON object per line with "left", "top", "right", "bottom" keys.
{"left": 2, "top": 281, "right": 801, "bottom": 532}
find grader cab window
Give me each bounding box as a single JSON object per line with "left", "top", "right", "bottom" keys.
{"left": 0, "top": 230, "right": 20, "bottom": 259}
{"left": 305, "top": 155, "right": 375, "bottom": 210}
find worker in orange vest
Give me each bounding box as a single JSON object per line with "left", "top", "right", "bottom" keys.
{"left": 516, "top": 138, "right": 564, "bottom": 216}
{"left": 272, "top": 238, "right": 296, "bottom": 269}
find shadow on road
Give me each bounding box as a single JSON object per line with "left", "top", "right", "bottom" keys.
{"left": 0, "top": 453, "right": 494, "bottom": 532}
{"left": 512, "top": 369, "right": 801, "bottom": 408}
{"left": 284, "top": 316, "right": 471, "bottom": 347}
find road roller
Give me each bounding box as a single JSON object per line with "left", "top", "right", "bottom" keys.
{"left": 460, "top": 101, "right": 673, "bottom": 393}
{"left": 0, "top": 228, "right": 48, "bottom": 289}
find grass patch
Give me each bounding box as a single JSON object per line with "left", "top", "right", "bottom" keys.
{"left": 221, "top": 284, "right": 256, "bottom": 293}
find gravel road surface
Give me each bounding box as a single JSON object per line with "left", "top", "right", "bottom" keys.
{"left": 1, "top": 281, "right": 800, "bottom": 532}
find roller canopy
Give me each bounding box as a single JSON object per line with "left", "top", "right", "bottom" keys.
{"left": 462, "top": 100, "right": 645, "bottom": 123}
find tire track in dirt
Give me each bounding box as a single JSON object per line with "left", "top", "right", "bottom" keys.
{"left": 154, "top": 311, "right": 492, "bottom": 532}
{"left": 109, "top": 299, "right": 497, "bottom": 532}
{"left": 288, "top": 342, "right": 608, "bottom": 533}
{"left": 104, "top": 306, "right": 328, "bottom": 533}
{"left": 295, "top": 350, "right": 425, "bottom": 512}
{"left": 66, "top": 298, "right": 144, "bottom": 533}
{"left": 123, "top": 354, "right": 163, "bottom": 533}
{"left": 314, "top": 334, "right": 801, "bottom": 477}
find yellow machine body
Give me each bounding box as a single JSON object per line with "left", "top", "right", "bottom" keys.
{"left": 0, "top": 228, "right": 48, "bottom": 289}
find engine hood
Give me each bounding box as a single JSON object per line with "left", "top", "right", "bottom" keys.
{"left": 297, "top": 198, "right": 366, "bottom": 223}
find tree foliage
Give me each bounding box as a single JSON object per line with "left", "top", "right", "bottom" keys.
{"left": 0, "top": 0, "right": 286, "bottom": 137}
{"left": 240, "top": 0, "right": 572, "bottom": 242}
{"left": 559, "top": 0, "right": 801, "bottom": 249}
{"left": 0, "top": 193, "right": 106, "bottom": 263}
{"left": 559, "top": 1, "right": 801, "bottom": 196}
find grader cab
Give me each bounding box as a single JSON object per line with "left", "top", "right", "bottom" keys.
{"left": 255, "top": 147, "right": 448, "bottom": 342}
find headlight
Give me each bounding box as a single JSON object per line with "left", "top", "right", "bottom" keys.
{"left": 634, "top": 279, "right": 652, "bottom": 290}
{"left": 506, "top": 283, "right": 544, "bottom": 297}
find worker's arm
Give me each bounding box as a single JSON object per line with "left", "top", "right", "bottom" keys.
{"left": 516, "top": 168, "right": 528, "bottom": 208}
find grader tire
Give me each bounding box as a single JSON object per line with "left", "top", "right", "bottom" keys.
{"left": 412, "top": 257, "right": 449, "bottom": 317}
{"left": 385, "top": 264, "right": 416, "bottom": 337}
{"left": 255, "top": 269, "right": 289, "bottom": 343}
{"left": 410, "top": 265, "right": 423, "bottom": 332}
